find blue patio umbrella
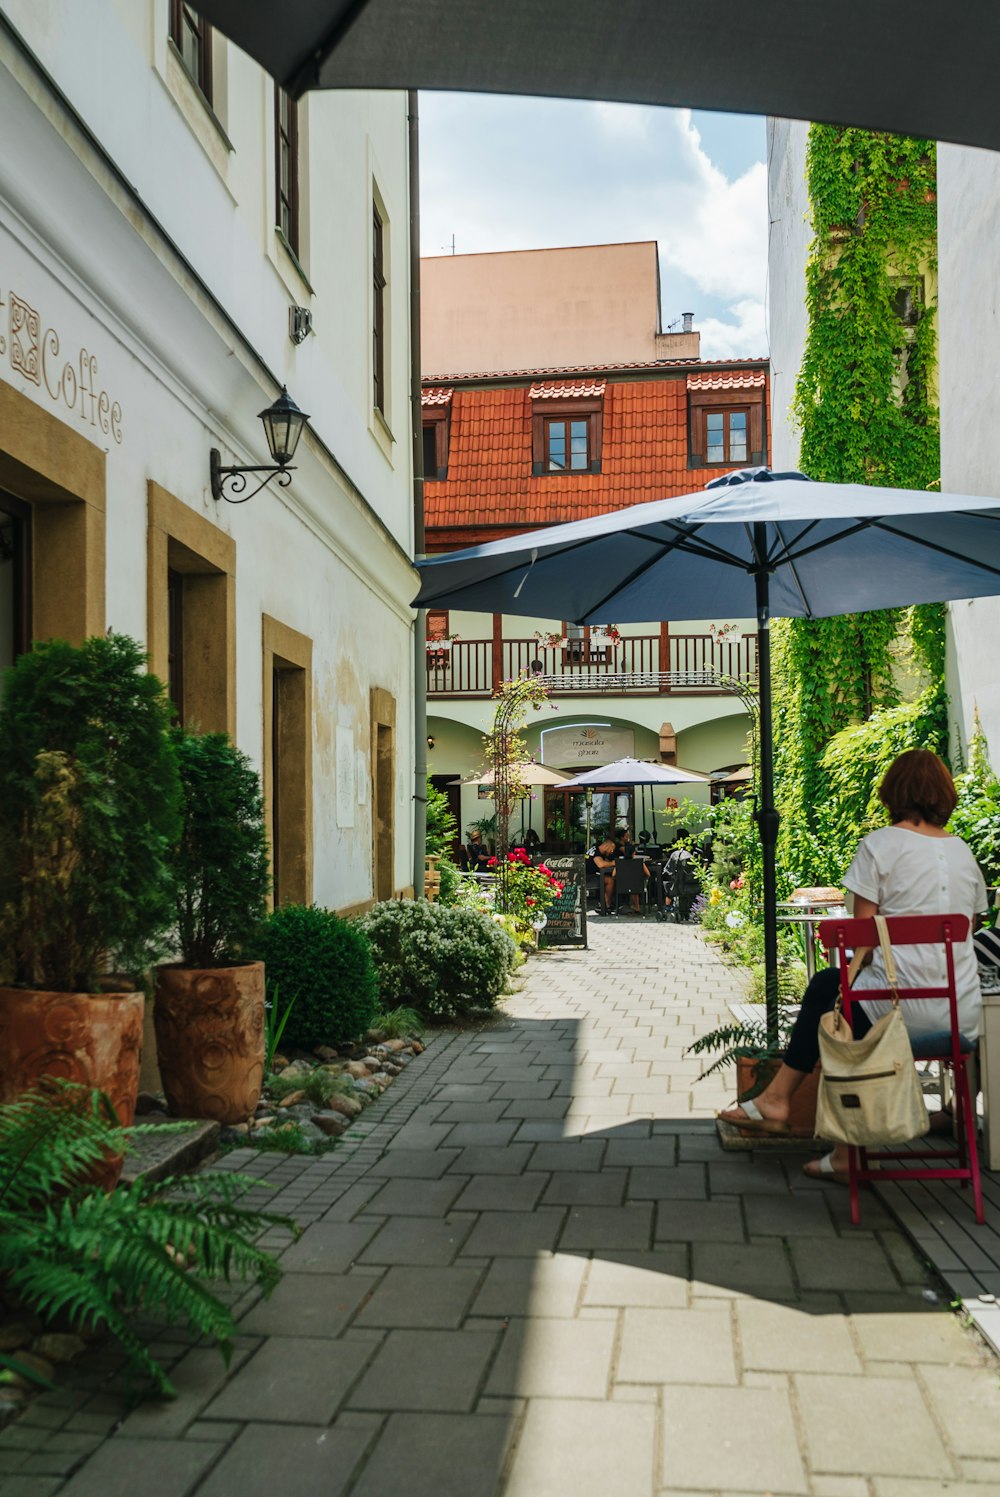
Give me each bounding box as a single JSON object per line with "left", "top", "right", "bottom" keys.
{"left": 414, "top": 467, "right": 1000, "bottom": 1035}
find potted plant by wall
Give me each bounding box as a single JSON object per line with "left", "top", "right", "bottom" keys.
{"left": 154, "top": 729, "right": 271, "bottom": 1125}
{"left": 0, "top": 635, "right": 181, "bottom": 1140}
{"left": 687, "top": 1007, "right": 820, "bottom": 1135}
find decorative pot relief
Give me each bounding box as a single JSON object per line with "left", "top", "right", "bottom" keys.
{"left": 0, "top": 988, "right": 144, "bottom": 1126}
{"left": 154, "top": 962, "right": 265, "bottom": 1125}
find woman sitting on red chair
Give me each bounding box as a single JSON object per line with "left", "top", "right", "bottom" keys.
{"left": 719, "top": 750, "right": 989, "bottom": 1181}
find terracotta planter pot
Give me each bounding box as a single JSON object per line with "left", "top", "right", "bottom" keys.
{"left": 0, "top": 987, "right": 145, "bottom": 1190}
{"left": 0, "top": 987, "right": 144, "bottom": 1124}
{"left": 737, "top": 1055, "right": 819, "bottom": 1135}
{"left": 154, "top": 961, "right": 265, "bottom": 1125}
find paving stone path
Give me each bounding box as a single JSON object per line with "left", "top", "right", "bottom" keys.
{"left": 4, "top": 921, "right": 1000, "bottom": 1497}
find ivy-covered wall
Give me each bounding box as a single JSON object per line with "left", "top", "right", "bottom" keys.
{"left": 774, "top": 127, "right": 947, "bottom": 885}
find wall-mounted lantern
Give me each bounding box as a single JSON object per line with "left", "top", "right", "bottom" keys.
{"left": 210, "top": 387, "right": 310, "bottom": 504}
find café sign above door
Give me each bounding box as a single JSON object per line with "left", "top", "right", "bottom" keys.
{"left": 1, "top": 287, "right": 124, "bottom": 443}
{"left": 540, "top": 724, "right": 634, "bottom": 767}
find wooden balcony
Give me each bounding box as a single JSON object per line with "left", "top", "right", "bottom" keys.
{"left": 425, "top": 632, "right": 757, "bottom": 699}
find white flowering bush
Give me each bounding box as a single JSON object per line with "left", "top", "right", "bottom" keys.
{"left": 359, "top": 899, "right": 517, "bottom": 1021}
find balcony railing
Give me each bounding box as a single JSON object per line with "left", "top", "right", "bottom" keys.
{"left": 425, "top": 633, "right": 757, "bottom": 698}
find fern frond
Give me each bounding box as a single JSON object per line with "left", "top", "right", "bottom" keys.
{"left": 0, "top": 1082, "right": 294, "bottom": 1396}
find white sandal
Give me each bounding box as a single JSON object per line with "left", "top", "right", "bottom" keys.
{"left": 718, "top": 1097, "right": 793, "bottom": 1135}
{"left": 802, "top": 1151, "right": 850, "bottom": 1184}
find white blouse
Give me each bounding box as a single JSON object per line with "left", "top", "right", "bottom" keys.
{"left": 844, "top": 825, "right": 989, "bottom": 1039}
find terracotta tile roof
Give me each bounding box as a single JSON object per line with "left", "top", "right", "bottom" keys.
{"left": 687, "top": 370, "right": 766, "bottom": 390}
{"left": 529, "top": 379, "right": 606, "bottom": 399}
{"left": 421, "top": 387, "right": 453, "bottom": 406}
{"left": 424, "top": 373, "right": 769, "bottom": 532}
{"left": 423, "top": 356, "right": 768, "bottom": 384}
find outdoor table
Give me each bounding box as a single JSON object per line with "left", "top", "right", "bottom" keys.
{"left": 978, "top": 981, "right": 1000, "bottom": 1171}
{"left": 777, "top": 897, "right": 848, "bottom": 980}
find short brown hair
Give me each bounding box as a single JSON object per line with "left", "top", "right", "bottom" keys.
{"left": 878, "top": 749, "right": 957, "bottom": 827}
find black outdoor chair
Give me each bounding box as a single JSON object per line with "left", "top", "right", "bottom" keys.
{"left": 612, "top": 857, "right": 647, "bottom": 915}
{"left": 664, "top": 852, "right": 701, "bottom": 922}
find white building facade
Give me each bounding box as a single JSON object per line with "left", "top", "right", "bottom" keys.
{"left": 936, "top": 145, "right": 1000, "bottom": 762}
{"left": 0, "top": 1, "right": 417, "bottom": 912}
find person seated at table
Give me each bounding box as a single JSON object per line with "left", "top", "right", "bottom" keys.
{"left": 592, "top": 838, "right": 618, "bottom": 914}
{"left": 608, "top": 829, "right": 655, "bottom": 915}
{"left": 613, "top": 827, "right": 634, "bottom": 859}
{"left": 523, "top": 827, "right": 542, "bottom": 854}
{"left": 465, "top": 829, "right": 491, "bottom": 872}
{"left": 637, "top": 829, "right": 662, "bottom": 858}
{"left": 718, "top": 749, "right": 989, "bottom": 1181}
{"left": 663, "top": 831, "right": 700, "bottom": 921}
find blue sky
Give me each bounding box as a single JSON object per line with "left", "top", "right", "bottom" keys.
{"left": 419, "top": 94, "right": 768, "bottom": 361}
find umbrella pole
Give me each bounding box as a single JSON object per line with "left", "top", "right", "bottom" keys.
{"left": 754, "top": 546, "right": 781, "bottom": 1043}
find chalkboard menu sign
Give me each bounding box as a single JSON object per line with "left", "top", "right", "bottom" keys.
{"left": 541, "top": 855, "right": 588, "bottom": 949}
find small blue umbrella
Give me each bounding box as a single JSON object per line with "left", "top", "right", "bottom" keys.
{"left": 414, "top": 468, "right": 1000, "bottom": 1034}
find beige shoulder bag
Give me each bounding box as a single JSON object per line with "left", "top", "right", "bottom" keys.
{"left": 815, "top": 915, "right": 929, "bottom": 1146}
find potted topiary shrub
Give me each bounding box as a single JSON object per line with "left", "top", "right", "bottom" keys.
{"left": 0, "top": 635, "right": 181, "bottom": 1141}
{"left": 255, "top": 904, "right": 378, "bottom": 1051}
{"left": 154, "top": 730, "right": 271, "bottom": 1125}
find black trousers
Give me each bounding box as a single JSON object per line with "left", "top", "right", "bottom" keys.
{"left": 784, "top": 966, "right": 872, "bottom": 1074}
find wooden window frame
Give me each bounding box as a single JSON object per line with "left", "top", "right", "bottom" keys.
{"left": 274, "top": 85, "right": 299, "bottom": 258}
{"left": 147, "top": 482, "right": 236, "bottom": 736}
{"left": 701, "top": 404, "right": 751, "bottom": 467}
{"left": 372, "top": 202, "right": 387, "bottom": 416}
{"left": 687, "top": 387, "right": 766, "bottom": 469}
{"left": 262, "top": 616, "right": 313, "bottom": 909}
{"left": 422, "top": 412, "right": 450, "bottom": 480}
{"left": 426, "top": 609, "right": 450, "bottom": 641}
{"left": 531, "top": 397, "right": 603, "bottom": 476}
{"left": 371, "top": 687, "right": 397, "bottom": 903}
{"left": 169, "top": 1, "right": 213, "bottom": 104}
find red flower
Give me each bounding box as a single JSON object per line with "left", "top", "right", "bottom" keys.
{"left": 526, "top": 897, "right": 536, "bottom": 906}
{"left": 487, "top": 856, "right": 497, "bottom": 868}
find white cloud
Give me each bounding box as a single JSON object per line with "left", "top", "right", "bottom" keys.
{"left": 698, "top": 298, "right": 768, "bottom": 361}
{"left": 419, "top": 93, "right": 768, "bottom": 358}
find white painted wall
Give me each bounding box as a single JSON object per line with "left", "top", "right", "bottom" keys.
{"left": 937, "top": 143, "right": 1000, "bottom": 769}
{"left": 765, "top": 118, "right": 811, "bottom": 471}
{"left": 0, "top": 2, "right": 416, "bottom": 908}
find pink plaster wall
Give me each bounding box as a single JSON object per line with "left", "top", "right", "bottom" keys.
{"left": 421, "top": 242, "right": 699, "bottom": 377}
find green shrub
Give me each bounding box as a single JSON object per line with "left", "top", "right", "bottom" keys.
{"left": 170, "top": 729, "right": 270, "bottom": 966}
{"left": 0, "top": 1081, "right": 292, "bottom": 1396}
{"left": 359, "top": 899, "right": 516, "bottom": 1021}
{"left": 0, "top": 634, "right": 180, "bottom": 989}
{"left": 256, "top": 904, "right": 377, "bottom": 1047}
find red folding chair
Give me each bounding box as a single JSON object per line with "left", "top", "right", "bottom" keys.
{"left": 818, "top": 914, "right": 983, "bottom": 1227}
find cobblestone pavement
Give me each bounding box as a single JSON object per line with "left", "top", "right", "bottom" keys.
{"left": 4, "top": 921, "right": 1000, "bottom": 1497}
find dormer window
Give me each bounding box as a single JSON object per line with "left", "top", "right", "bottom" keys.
{"left": 687, "top": 370, "right": 766, "bottom": 469}
{"left": 421, "top": 388, "right": 453, "bottom": 479}
{"left": 530, "top": 380, "right": 605, "bottom": 476}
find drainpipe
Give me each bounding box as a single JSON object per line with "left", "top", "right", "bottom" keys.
{"left": 408, "top": 88, "right": 428, "bottom": 899}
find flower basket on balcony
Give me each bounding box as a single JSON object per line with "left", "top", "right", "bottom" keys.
{"left": 426, "top": 638, "right": 454, "bottom": 654}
